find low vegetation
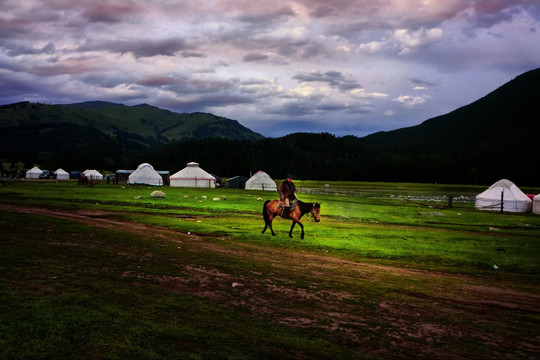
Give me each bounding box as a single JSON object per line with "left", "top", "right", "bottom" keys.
{"left": 1, "top": 180, "right": 539, "bottom": 359}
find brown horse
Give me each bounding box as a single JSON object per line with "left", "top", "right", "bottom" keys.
{"left": 262, "top": 199, "right": 321, "bottom": 239}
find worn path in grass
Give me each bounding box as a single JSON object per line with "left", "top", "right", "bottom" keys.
{"left": 1, "top": 203, "right": 539, "bottom": 359}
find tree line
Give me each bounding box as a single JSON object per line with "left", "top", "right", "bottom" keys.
{"left": 1, "top": 131, "right": 535, "bottom": 186}
{"left": 141, "top": 133, "right": 535, "bottom": 186}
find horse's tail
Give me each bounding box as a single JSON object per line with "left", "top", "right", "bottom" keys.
{"left": 263, "top": 200, "right": 271, "bottom": 222}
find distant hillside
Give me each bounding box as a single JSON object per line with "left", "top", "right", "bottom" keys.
{"left": 356, "top": 67, "right": 540, "bottom": 184}
{"left": 0, "top": 101, "right": 263, "bottom": 170}
{"left": 363, "top": 68, "right": 539, "bottom": 146}
{"left": 0, "top": 101, "right": 263, "bottom": 145}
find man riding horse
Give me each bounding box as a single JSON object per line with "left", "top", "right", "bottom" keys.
{"left": 278, "top": 174, "right": 297, "bottom": 219}
{"left": 263, "top": 174, "right": 321, "bottom": 239}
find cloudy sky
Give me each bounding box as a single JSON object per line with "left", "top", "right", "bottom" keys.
{"left": 1, "top": 0, "right": 539, "bottom": 137}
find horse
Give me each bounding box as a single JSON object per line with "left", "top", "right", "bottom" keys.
{"left": 262, "top": 199, "right": 321, "bottom": 239}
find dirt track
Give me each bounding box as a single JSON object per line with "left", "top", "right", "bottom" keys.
{"left": 2, "top": 203, "right": 539, "bottom": 359}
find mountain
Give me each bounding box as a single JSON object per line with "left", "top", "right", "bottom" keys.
{"left": 362, "top": 68, "right": 539, "bottom": 146}
{"left": 0, "top": 101, "right": 263, "bottom": 170}
{"left": 355, "top": 67, "right": 540, "bottom": 184}
{"left": 0, "top": 101, "right": 263, "bottom": 146}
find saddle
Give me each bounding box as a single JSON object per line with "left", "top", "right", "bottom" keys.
{"left": 278, "top": 199, "right": 297, "bottom": 211}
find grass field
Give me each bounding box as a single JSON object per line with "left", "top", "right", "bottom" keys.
{"left": 1, "top": 179, "right": 539, "bottom": 359}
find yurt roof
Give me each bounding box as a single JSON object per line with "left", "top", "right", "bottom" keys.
{"left": 170, "top": 162, "right": 215, "bottom": 180}
{"left": 476, "top": 179, "right": 531, "bottom": 202}
{"left": 83, "top": 169, "right": 103, "bottom": 177}
{"left": 128, "top": 163, "right": 162, "bottom": 185}
{"left": 54, "top": 168, "right": 69, "bottom": 175}
{"left": 26, "top": 167, "right": 42, "bottom": 173}
{"left": 245, "top": 171, "right": 277, "bottom": 190}
{"left": 135, "top": 163, "right": 154, "bottom": 171}
{"left": 247, "top": 170, "right": 273, "bottom": 183}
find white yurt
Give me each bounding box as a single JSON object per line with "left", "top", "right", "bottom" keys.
{"left": 475, "top": 179, "right": 532, "bottom": 213}
{"left": 245, "top": 171, "right": 277, "bottom": 191}
{"left": 533, "top": 194, "right": 540, "bottom": 215}
{"left": 25, "top": 166, "right": 42, "bottom": 179}
{"left": 54, "top": 168, "right": 70, "bottom": 180}
{"left": 170, "top": 162, "right": 216, "bottom": 188}
{"left": 128, "top": 163, "right": 163, "bottom": 186}
{"left": 83, "top": 169, "right": 103, "bottom": 180}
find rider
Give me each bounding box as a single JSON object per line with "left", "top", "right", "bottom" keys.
{"left": 278, "top": 174, "right": 297, "bottom": 219}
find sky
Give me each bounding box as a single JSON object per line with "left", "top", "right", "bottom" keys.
{"left": 1, "top": 1, "right": 539, "bottom": 138}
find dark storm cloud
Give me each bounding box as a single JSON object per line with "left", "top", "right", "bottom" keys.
{"left": 342, "top": 105, "right": 372, "bottom": 114}
{"left": 213, "top": 60, "right": 230, "bottom": 67}
{"left": 293, "top": 71, "right": 362, "bottom": 91}
{"left": 82, "top": 3, "right": 143, "bottom": 24}
{"left": 0, "top": 17, "right": 32, "bottom": 39}
{"left": 78, "top": 38, "right": 195, "bottom": 58}
{"left": 266, "top": 98, "right": 373, "bottom": 119}
{"left": 330, "top": 19, "right": 386, "bottom": 38}
{"left": 466, "top": 6, "right": 519, "bottom": 29}
{"left": 243, "top": 52, "right": 269, "bottom": 62}
{"left": 271, "top": 101, "right": 316, "bottom": 116}
{"left": 310, "top": 6, "right": 336, "bottom": 18}
{"left": 78, "top": 72, "right": 130, "bottom": 88}
{"left": 241, "top": 79, "right": 268, "bottom": 85}
{"left": 181, "top": 51, "right": 206, "bottom": 58}
{"left": 300, "top": 43, "right": 326, "bottom": 59}
{"left": 137, "top": 77, "right": 179, "bottom": 87}
{"left": 277, "top": 44, "right": 298, "bottom": 56}
{"left": 237, "top": 6, "right": 296, "bottom": 25}
{"left": 315, "top": 102, "right": 348, "bottom": 112}
{"left": 5, "top": 42, "right": 56, "bottom": 57}
{"left": 468, "top": 1, "right": 540, "bottom": 28}
{"left": 30, "top": 61, "right": 97, "bottom": 76}
{"left": 408, "top": 78, "right": 436, "bottom": 87}
{"left": 137, "top": 75, "right": 240, "bottom": 97}
{"left": 161, "top": 94, "right": 255, "bottom": 113}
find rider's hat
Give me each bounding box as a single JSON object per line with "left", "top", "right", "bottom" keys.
{"left": 286, "top": 174, "right": 293, "bottom": 179}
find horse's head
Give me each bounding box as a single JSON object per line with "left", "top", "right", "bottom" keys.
{"left": 311, "top": 202, "right": 321, "bottom": 222}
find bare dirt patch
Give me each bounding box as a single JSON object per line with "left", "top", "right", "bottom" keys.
{"left": 2, "top": 203, "right": 539, "bottom": 359}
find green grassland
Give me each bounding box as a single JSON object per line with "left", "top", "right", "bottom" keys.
{"left": 2, "top": 180, "right": 538, "bottom": 275}
{"left": 1, "top": 179, "right": 539, "bottom": 359}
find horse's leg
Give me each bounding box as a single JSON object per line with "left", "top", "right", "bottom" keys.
{"left": 288, "top": 220, "right": 304, "bottom": 238}
{"left": 288, "top": 208, "right": 302, "bottom": 238}
{"left": 289, "top": 221, "right": 296, "bottom": 238}
{"left": 262, "top": 211, "right": 269, "bottom": 233}
{"left": 262, "top": 209, "right": 269, "bottom": 234}
{"left": 263, "top": 213, "right": 276, "bottom": 236}
{"left": 269, "top": 215, "right": 276, "bottom": 236}
{"left": 290, "top": 220, "right": 305, "bottom": 239}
